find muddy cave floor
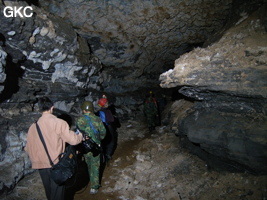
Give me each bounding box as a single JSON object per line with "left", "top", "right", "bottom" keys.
{"left": 4, "top": 118, "right": 267, "bottom": 200}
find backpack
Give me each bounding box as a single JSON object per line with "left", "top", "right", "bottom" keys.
{"left": 99, "top": 110, "right": 108, "bottom": 125}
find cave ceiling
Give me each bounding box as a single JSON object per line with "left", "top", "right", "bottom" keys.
{"left": 0, "top": 0, "right": 264, "bottom": 105}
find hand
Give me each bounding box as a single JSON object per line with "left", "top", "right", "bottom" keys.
{"left": 75, "top": 129, "right": 80, "bottom": 135}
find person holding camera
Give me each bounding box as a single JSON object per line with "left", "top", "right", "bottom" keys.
{"left": 25, "top": 96, "right": 83, "bottom": 200}
{"left": 76, "top": 101, "right": 106, "bottom": 195}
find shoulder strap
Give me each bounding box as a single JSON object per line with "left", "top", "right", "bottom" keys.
{"left": 84, "top": 115, "right": 98, "bottom": 134}
{"left": 36, "top": 122, "right": 54, "bottom": 166}
{"left": 84, "top": 115, "right": 100, "bottom": 141}
{"left": 99, "top": 110, "right": 108, "bottom": 125}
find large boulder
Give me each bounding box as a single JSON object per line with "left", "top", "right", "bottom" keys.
{"left": 160, "top": 6, "right": 267, "bottom": 174}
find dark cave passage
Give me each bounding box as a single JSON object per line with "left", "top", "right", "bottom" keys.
{"left": 0, "top": 55, "right": 25, "bottom": 103}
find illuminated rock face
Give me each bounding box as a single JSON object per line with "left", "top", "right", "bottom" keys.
{"left": 39, "top": 1, "right": 231, "bottom": 64}
{"left": 0, "top": 1, "right": 262, "bottom": 101}
{"left": 36, "top": 0, "right": 235, "bottom": 94}
{"left": 160, "top": 7, "right": 267, "bottom": 174}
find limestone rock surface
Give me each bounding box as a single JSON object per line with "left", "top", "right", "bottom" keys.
{"left": 160, "top": 7, "right": 267, "bottom": 173}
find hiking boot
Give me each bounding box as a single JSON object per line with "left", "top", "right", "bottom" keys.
{"left": 90, "top": 188, "right": 98, "bottom": 194}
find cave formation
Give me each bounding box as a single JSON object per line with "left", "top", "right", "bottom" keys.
{"left": 0, "top": 0, "right": 266, "bottom": 196}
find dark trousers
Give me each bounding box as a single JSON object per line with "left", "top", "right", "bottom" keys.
{"left": 39, "top": 168, "right": 65, "bottom": 200}
{"left": 105, "top": 125, "right": 117, "bottom": 157}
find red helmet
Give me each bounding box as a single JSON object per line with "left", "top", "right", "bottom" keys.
{"left": 98, "top": 98, "right": 107, "bottom": 107}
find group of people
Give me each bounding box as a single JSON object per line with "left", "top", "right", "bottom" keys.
{"left": 25, "top": 91, "right": 162, "bottom": 200}
{"left": 25, "top": 95, "right": 117, "bottom": 200}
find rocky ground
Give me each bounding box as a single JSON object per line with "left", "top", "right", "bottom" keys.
{"left": 3, "top": 114, "right": 267, "bottom": 200}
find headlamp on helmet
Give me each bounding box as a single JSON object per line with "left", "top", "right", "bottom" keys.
{"left": 81, "top": 101, "right": 94, "bottom": 112}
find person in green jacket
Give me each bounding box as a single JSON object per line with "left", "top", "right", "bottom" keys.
{"left": 76, "top": 101, "right": 106, "bottom": 195}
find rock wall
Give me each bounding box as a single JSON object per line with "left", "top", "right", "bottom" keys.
{"left": 0, "top": 1, "right": 104, "bottom": 103}
{"left": 0, "top": 0, "right": 265, "bottom": 195}
{"left": 160, "top": 6, "right": 267, "bottom": 174}
{"left": 0, "top": 47, "right": 7, "bottom": 93}
{"left": 0, "top": 1, "right": 103, "bottom": 194}
{"left": 39, "top": 0, "right": 234, "bottom": 94}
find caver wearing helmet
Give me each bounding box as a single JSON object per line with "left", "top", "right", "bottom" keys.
{"left": 81, "top": 101, "right": 94, "bottom": 113}
{"left": 97, "top": 95, "right": 116, "bottom": 162}
{"left": 143, "top": 91, "right": 158, "bottom": 131}
{"left": 77, "top": 100, "right": 106, "bottom": 194}
{"left": 98, "top": 98, "right": 108, "bottom": 108}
